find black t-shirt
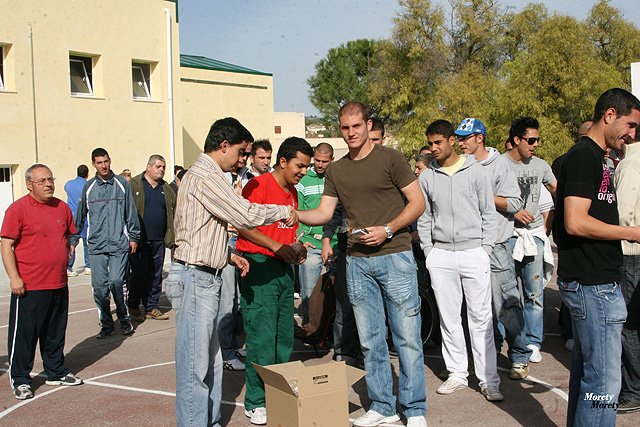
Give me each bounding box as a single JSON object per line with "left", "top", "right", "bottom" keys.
{"left": 554, "top": 137, "right": 622, "bottom": 285}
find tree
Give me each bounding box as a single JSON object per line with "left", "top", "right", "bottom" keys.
{"left": 307, "top": 39, "right": 378, "bottom": 130}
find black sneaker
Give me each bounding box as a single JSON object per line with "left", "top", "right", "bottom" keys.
{"left": 97, "top": 326, "right": 115, "bottom": 339}
{"left": 13, "top": 384, "right": 34, "bottom": 400}
{"left": 121, "top": 320, "right": 134, "bottom": 335}
{"left": 618, "top": 398, "right": 640, "bottom": 414}
{"left": 45, "top": 373, "right": 84, "bottom": 386}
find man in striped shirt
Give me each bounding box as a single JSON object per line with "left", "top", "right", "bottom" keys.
{"left": 165, "top": 117, "right": 296, "bottom": 427}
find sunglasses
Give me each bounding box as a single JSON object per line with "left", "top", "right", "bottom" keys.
{"left": 456, "top": 133, "right": 477, "bottom": 142}
{"left": 520, "top": 137, "right": 540, "bottom": 145}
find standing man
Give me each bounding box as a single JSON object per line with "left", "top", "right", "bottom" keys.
{"left": 64, "top": 164, "right": 90, "bottom": 276}
{"left": 295, "top": 142, "right": 335, "bottom": 328}
{"left": 128, "top": 155, "right": 176, "bottom": 322}
{"left": 418, "top": 119, "right": 502, "bottom": 401}
{"left": 555, "top": 88, "right": 640, "bottom": 426}
{"left": 165, "top": 117, "right": 295, "bottom": 427}
{"left": 2, "top": 164, "right": 83, "bottom": 400}
{"left": 238, "top": 139, "right": 273, "bottom": 187}
{"left": 297, "top": 102, "right": 427, "bottom": 427}
{"left": 455, "top": 117, "right": 531, "bottom": 379}
{"left": 504, "top": 116, "right": 556, "bottom": 363}
{"left": 369, "top": 118, "right": 386, "bottom": 145}
{"left": 73, "top": 148, "right": 141, "bottom": 338}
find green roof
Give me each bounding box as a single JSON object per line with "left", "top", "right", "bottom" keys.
{"left": 180, "top": 54, "right": 272, "bottom": 76}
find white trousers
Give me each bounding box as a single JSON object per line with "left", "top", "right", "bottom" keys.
{"left": 426, "top": 247, "right": 500, "bottom": 387}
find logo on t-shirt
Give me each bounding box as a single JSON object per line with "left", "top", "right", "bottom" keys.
{"left": 517, "top": 172, "right": 539, "bottom": 211}
{"left": 598, "top": 163, "right": 616, "bottom": 204}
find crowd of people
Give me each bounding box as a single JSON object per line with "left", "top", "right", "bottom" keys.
{"left": 1, "top": 88, "right": 639, "bottom": 427}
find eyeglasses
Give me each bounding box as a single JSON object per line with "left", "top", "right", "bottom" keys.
{"left": 456, "top": 133, "right": 477, "bottom": 142}
{"left": 31, "top": 177, "right": 56, "bottom": 185}
{"left": 520, "top": 137, "right": 540, "bottom": 145}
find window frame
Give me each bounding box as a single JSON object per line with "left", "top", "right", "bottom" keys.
{"left": 0, "top": 46, "right": 4, "bottom": 90}
{"left": 132, "top": 62, "right": 151, "bottom": 99}
{"left": 69, "top": 55, "right": 93, "bottom": 96}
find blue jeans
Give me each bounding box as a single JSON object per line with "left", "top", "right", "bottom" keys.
{"left": 558, "top": 278, "right": 626, "bottom": 427}
{"left": 217, "top": 262, "right": 241, "bottom": 361}
{"left": 298, "top": 247, "right": 324, "bottom": 325}
{"left": 491, "top": 241, "right": 532, "bottom": 364}
{"left": 165, "top": 261, "right": 223, "bottom": 427}
{"left": 509, "top": 235, "right": 544, "bottom": 348}
{"left": 68, "top": 238, "right": 90, "bottom": 270}
{"left": 347, "top": 250, "right": 426, "bottom": 418}
{"left": 621, "top": 255, "right": 640, "bottom": 403}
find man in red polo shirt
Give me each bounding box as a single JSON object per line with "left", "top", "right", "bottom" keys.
{"left": 1, "top": 164, "right": 84, "bottom": 400}
{"left": 236, "top": 136, "right": 312, "bottom": 425}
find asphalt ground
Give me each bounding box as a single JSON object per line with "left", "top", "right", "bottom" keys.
{"left": 0, "top": 251, "right": 639, "bottom": 426}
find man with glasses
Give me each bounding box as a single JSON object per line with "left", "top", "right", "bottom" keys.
{"left": 2, "top": 164, "right": 84, "bottom": 400}
{"left": 503, "top": 117, "right": 556, "bottom": 363}
{"left": 455, "top": 118, "right": 531, "bottom": 379}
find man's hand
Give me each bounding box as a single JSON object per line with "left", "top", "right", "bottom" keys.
{"left": 359, "top": 226, "right": 388, "bottom": 246}
{"left": 230, "top": 254, "right": 250, "bottom": 277}
{"left": 283, "top": 206, "right": 299, "bottom": 227}
{"left": 69, "top": 245, "right": 75, "bottom": 259}
{"left": 296, "top": 245, "right": 308, "bottom": 264}
{"left": 273, "top": 243, "right": 298, "bottom": 263}
{"left": 10, "top": 276, "right": 26, "bottom": 297}
{"left": 514, "top": 210, "right": 535, "bottom": 226}
{"left": 130, "top": 241, "right": 138, "bottom": 254}
{"left": 321, "top": 243, "right": 334, "bottom": 266}
{"left": 303, "top": 242, "right": 316, "bottom": 250}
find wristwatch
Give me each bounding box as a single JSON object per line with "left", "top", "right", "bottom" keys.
{"left": 383, "top": 224, "right": 393, "bottom": 239}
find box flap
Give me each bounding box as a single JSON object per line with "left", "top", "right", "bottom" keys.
{"left": 296, "top": 361, "right": 347, "bottom": 397}
{"left": 345, "top": 364, "right": 367, "bottom": 386}
{"left": 253, "top": 361, "right": 305, "bottom": 396}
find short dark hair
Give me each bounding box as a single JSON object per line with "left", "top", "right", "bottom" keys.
{"left": 77, "top": 164, "right": 89, "bottom": 178}
{"left": 338, "top": 102, "right": 370, "bottom": 122}
{"left": 509, "top": 116, "right": 539, "bottom": 142}
{"left": 425, "top": 120, "right": 455, "bottom": 140}
{"left": 91, "top": 148, "right": 109, "bottom": 162}
{"left": 276, "top": 137, "right": 313, "bottom": 164}
{"left": 204, "top": 117, "right": 254, "bottom": 153}
{"left": 371, "top": 117, "right": 385, "bottom": 135}
{"left": 419, "top": 145, "right": 431, "bottom": 153}
{"left": 177, "top": 169, "right": 188, "bottom": 180}
{"left": 251, "top": 139, "right": 272, "bottom": 156}
{"left": 174, "top": 165, "right": 184, "bottom": 174}
{"left": 592, "top": 88, "right": 640, "bottom": 123}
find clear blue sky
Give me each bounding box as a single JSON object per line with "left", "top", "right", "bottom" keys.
{"left": 177, "top": 0, "right": 639, "bottom": 117}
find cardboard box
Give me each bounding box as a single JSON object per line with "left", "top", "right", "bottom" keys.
{"left": 254, "top": 360, "right": 366, "bottom": 427}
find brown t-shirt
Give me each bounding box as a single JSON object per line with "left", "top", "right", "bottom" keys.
{"left": 324, "top": 144, "right": 416, "bottom": 257}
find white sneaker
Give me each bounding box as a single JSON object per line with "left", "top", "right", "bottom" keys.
{"left": 353, "top": 410, "right": 400, "bottom": 427}
{"left": 245, "top": 407, "right": 267, "bottom": 425}
{"left": 84, "top": 268, "right": 91, "bottom": 275}
{"left": 235, "top": 347, "right": 247, "bottom": 358}
{"left": 564, "top": 339, "right": 574, "bottom": 352}
{"left": 527, "top": 344, "right": 542, "bottom": 363}
{"left": 436, "top": 378, "right": 467, "bottom": 395}
{"left": 407, "top": 415, "right": 428, "bottom": 427}
{"left": 481, "top": 385, "right": 504, "bottom": 401}
{"left": 293, "top": 292, "right": 301, "bottom": 299}
{"left": 223, "top": 358, "right": 245, "bottom": 371}
{"left": 67, "top": 270, "right": 78, "bottom": 277}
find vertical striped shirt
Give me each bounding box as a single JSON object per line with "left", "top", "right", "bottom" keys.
{"left": 173, "top": 153, "right": 289, "bottom": 269}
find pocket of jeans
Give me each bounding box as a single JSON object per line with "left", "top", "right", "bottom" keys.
{"left": 405, "top": 298, "right": 421, "bottom": 317}
{"left": 164, "top": 278, "right": 183, "bottom": 308}
{"left": 195, "top": 274, "right": 216, "bottom": 288}
{"left": 558, "top": 279, "right": 586, "bottom": 320}
{"left": 596, "top": 283, "right": 627, "bottom": 324}
{"left": 346, "top": 258, "right": 365, "bottom": 307}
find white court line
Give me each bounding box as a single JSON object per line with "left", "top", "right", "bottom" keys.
{"left": 0, "top": 307, "right": 98, "bottom": 330}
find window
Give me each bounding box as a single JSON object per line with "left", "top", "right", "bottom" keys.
{"left": 132, "top": 62, "right": 151, "bottom": 99}
{"left": 275, "top": 126, "right": 282, "bottom": 134}
{"left": 0, "top": 46, "right": 4, "bottom": 89}
{"left": 0, "top": 167, "right": 10, "bottom": 182}
{"left": 70, "top": 55, "right": 93, "bottom": 95}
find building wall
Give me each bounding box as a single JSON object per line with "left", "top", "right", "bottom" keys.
{"left": 0, "top": 0, "right": 181, "bottom": 198}
{"left": 273, "top": 112, "right": 305, "bottom": 155}
{"left": 179, "top": 66, "right": 274, "bottom": 167}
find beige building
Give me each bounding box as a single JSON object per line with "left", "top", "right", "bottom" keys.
{"left": 0, "top": 0, "right": 275, "bottom": 224}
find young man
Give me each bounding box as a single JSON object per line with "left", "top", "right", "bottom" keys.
{"left": 238, "top": 139, "right": 273, "bottom": 186}
{"left": 166, "top": 117, "right": 294, "bottom": 427}
{"left": 455, "top": 117, "right": 531, "bottom": 379}
{"left": 369, "top": 118, "right": 386, "bottom": 145}
{"left": 2, "top": 164, "right": 84, "bottom": 400}
{"left": 297, "top": 102, "right": 427, "bottom": 427}
{"left": 73, "top": 148, "right": 141, "bottom": 338}
{"left": 504, "top": 117, "right": 556, "bottom": 363}
{"left": 236, "top": 137, "right": 312, "bottom": 425}
{"left": 64, "top": 164, "right": 90, "bottom": 276}
{"left": 418, "top": 119, "right": 502, "bottom": 401}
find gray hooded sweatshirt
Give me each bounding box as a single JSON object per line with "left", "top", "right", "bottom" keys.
{"left": 478, "top": 147, "right": 523, "bottom": 244}
{"left": 418, "top": 155, "right": 497, "bottom": 257}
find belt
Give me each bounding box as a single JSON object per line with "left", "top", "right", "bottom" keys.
{"left": 174, "top": 259, "right": 222, "bottom": 277}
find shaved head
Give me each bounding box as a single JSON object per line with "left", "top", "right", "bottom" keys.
{"left": 315, "top": 142, "right": 334, "bottom": 156}
{"left": 578, "top": 121, "right": 592, "bottom": 138}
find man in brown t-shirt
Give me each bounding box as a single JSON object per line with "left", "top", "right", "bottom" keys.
{"left": 297, "top": 102, "right": 427, "bottom": 427}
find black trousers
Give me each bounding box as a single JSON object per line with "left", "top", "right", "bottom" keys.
{"left": 7, "top": 286, "right": 70, "bottom": 388}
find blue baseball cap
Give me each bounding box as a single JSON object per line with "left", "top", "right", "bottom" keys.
{"left": 455, "top": 118, "right": 486, "bottom": 136}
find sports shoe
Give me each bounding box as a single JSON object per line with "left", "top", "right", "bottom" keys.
{"left": 235, "top": 347, "right": 247, "bottom": 358}
{"left": 84, "top": 267, "right": 91, "bottom": 275}
{"left": 13, "top": 384, "right": 33, "bottom": 400}
{"left": 67, "top": 270, "right": 78, "bottom": 277}
{"left": 407, "top": 415, "right": 428, "bottom": 427}
{"left": 293, "top": 292, "right": 301, "bottom": 299}
{"left": 481, "top": 385, "right": 504, "bottom": 401}
{"left": 146, "top": 308, "right": 169, "bottom": 320}
{"left": 352, "top": 410, "right": 400, "bottom": 427}
{"left": 244, "top": 407, "right": 267, "bottom": 425}
{"left": 436, "top": 378, "right": 467, "bottom": 395}
{"left": 564, "top": 339, "right": 574, "bottom": 352}
{"left": 618, "top": 398, "right": 640, "bottom": 414}
{"left": 130, "top": 308, "right": 145, "bottom": 322}
{"left": 509, "top": 363, "right": 529, "bottom": 380}
{"left": 223, "top": 358, "right": 245, "bottom": 371}
{"left": 527, "top": 344, "right": 542, "bottom": 363}
{"left": 121, "top": 320, "right": 134, "bottom": 335}
{"left": 45, "top": 373, "right": 83, "bottom": 386}
{"left": 96, "top": 326, "right": 115, "bottom": 339}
